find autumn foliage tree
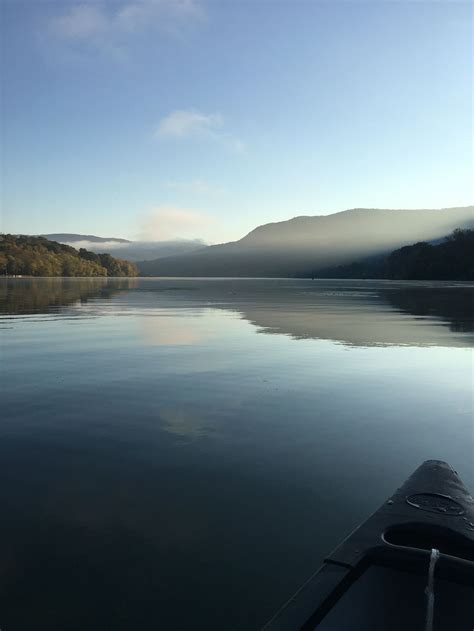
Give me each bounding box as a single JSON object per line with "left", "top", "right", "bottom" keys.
{"left": 0, "top": 235, "right": 138, "bottom": 277}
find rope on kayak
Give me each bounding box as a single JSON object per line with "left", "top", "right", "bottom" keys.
{"left": 424, "top": 548, "right": 439, "bottom": 631}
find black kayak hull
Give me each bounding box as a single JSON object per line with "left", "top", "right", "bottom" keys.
{"left": 262, "top": 460, "right": 474, "bottom": 630}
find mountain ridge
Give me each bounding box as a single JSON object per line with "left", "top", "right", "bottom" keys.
{"left": 42, "top": 233, "right": 131, "bottom": 244}
{"left": 138, "top": 206, "right": 474, "bottom": 277}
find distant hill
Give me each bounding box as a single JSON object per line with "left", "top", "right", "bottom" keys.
{"left": 43, "top": 233, "right": 131, "bottom": 244}
{"left": 137, "top": 206, "right": 474, "bottom": 277}
{"left": 1, "top": 235, "right": 137, "bottom": 277}
{"left": 42, "top": 234, "right": 206, "bottom": 262}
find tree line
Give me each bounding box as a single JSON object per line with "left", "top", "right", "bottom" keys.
{"left": 315, "top": 229, "right": 474, "bottom": 281}
{"left": 0, "top": 235, "right": 138, "bottom": 277}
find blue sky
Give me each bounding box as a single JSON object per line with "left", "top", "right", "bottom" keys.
{"left": 1, "top": 0, "right": 472, "bottom": 243}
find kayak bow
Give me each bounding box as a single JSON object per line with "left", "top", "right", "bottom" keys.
{"left": 262, "top": 460, "right": 474, "bottom": 630}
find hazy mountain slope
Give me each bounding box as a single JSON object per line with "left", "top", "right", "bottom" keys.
{"left": 317, "top": 228, "right": 474, "bottom": 280}
{"left": 138, "top": 206, "right": 474, "bottom": 277}
{"left": 41, "top": 234, "right": 207, "bottom": 262}
{"left": 43, "top": 234, "right": 131, "bottom": 244}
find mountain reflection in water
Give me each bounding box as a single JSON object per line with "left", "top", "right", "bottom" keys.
{"left": 2, "top": 277, "right": 472, "bottom": 347}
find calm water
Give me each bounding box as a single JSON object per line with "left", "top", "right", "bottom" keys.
{"left": 1, "top": 278, "right": 473, "bottom": 630}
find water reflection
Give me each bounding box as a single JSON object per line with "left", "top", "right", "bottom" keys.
{"left": 160, "top": 407, "right": 214, "bottom": 438}
{"left": 0, "top": 277, "right": 137, "bottom": 316}
{"left": 141, "top": 313, "right": 214, "bottom": 346}
{"left": 1, "top": 277, "right": 472, "bottom": 630}
{"left": 1, "top": 277, "right": 472, "bottom": 347}
{"left": 240, "top": 288, "right": 474, "bottom": 347}
{"left": 383, "top": 286, "right": 474, "bottom": 334}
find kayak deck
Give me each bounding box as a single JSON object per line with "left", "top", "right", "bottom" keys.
{"left": 315, "top": 565, "right": 473, "bottom": 630}
{"left": 262, "top": 460, "right": 474, "bottom": 630}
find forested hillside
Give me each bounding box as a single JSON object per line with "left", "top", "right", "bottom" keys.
{"left": 386, "top": 229, "right": 474, "bottom": 280}
{"left": 0, "top": 235, "right": 138, "bottom": 277}
{"left": 316, "top": 229, "right": 474, "bottom": 280}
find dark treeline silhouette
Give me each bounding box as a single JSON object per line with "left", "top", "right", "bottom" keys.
{"left": 0, "top": 235, "right": 138, "bottom": 277}
{"left": 316, "top": 229, "right": 474, "bottom": 280}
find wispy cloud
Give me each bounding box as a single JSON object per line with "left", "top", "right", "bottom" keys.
{"left": 156, "top": 109, "right": 245, "bottom": 153}
{"left": 165, "top": 178, "right": 228, "bottom": 197}
{"left": 50, "top": 5, "right": 110, "bottom": 40}
{"left": 156, "top": 110, "right": 222, "bottom": 139}
{"left": 137, "top": 205, "right": 215, "bottom": 240}
{"left": 117, "top": 0, "right": 204, "bottom": 33}
{"left": 47, "top": 1, "right": 205, "bottom": 57}
{"left": 62, "top": 239, "right": 129, "bottom": 251}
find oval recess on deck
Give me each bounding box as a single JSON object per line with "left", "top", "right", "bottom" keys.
{"left": 406, "top": 493, "right": 464, "bottom": 516}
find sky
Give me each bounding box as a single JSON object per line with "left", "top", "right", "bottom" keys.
{"left": 1, "top": 0, "right": 472, "bottom": 243}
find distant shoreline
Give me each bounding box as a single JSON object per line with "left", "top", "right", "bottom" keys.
{"left": 2, "top": 276, "right": 474, "bottom": 285}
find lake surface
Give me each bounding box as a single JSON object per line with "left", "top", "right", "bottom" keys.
{"left": 1, "top": 277, "right": 473, "bottom": 630}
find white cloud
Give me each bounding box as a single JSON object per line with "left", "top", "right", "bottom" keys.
{"left": 156, "top": 110, "right": 222, "bottom": 139}
{"left": 48, "top": 1, "right": 205, "bottom": 54}
{"left": 137, "top": 205, "right": 215, "bottom": 240}
{"left": 62, "top": 239, "right": 128, "bottom": 251}
{"left": 156, "top": 109, "right": 245, "bottom": 153}
{"left": 117, "top": 0, "right": 204, "bottom": 33}
{"left": 165, "top": 178, "right": 227, "bottom": 196}
{"left": 50, "top": 5, "right": 109, "bottom": 40}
